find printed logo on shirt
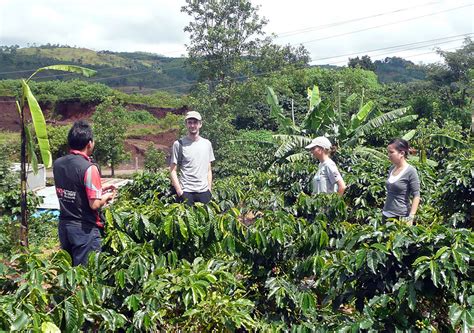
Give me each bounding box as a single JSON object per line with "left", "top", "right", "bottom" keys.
{"left": 56, "top": 187, "right": 76, "bottom": 203}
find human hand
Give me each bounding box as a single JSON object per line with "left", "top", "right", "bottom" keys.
{"left": 103, "top": 189, "right": 117, "bottom": 204}
{"left": 103, "top": 184, "right": 117, "bottom": 192}
{"left": 404, "top": 214, "right": 415, "bottom": 226}
{"left": 176, "top": 189, "right": 184, "bottom": 197}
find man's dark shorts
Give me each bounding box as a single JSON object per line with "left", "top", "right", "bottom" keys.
{"left": 58, "top": 220, "right": 101, "bottom": 266}
{"left": 179, "top": 190, "right": 212, "bottom": 205}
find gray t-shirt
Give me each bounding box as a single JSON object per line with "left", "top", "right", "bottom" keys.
{"left": 312, "top": 159, "right": 342, "bottom": 194}
{"left": 383, "top": 164, "right": 420, "bottom": 217}
{"left": 170, "top": 136, "right": 215, "bottom": 193}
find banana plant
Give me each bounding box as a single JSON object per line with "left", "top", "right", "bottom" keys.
{"left": 402, "top": 128, "right": 468, "bottom": 165}
{"left": 266, "top": 84, "right": 412, "bottom": 161}
{"left": 17, "top": 65, "right": 96, "bottom": 247}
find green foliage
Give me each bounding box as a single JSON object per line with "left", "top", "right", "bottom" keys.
{"left": 1, "top": 148, "right": 473, "bottom": 331}
{"left": 46, "top": 125, "right": 69, "bottom": 159}
{"left": 0, "top": 146, "right": 40, "bottom": 254}
{"left": 374, "top": 56, "right": 427, "bottom": 83}
{"left": 0, "top": 45, "right": 197, "bottom": 93}
{"left": 266, "top": 83, "right": 410, "bottom": 161}
{"left": 348, "top": 55, "right": 376, "bottom": 72}
{"left": 143, "top": 144, "right": 166, "bottom": 173}
{"left": 0, "top": 35, "right": 472, "bottom": 333}
{"left": 213, "top": 129, "right": 274, "bottom": 178}
{"left": 123, "top": 110, "right": 158, "bottom": 125}
{"left": 182, "top": 0, "right": 269, "bottom": 87}
{"left": 92, "top": 99, "right": 129, "bottom": 176}
{"left": 434, "top": 156, "right": 473, "bottom": 227}
{"left": 125, "top": 113, "right": 182, "bottom": 138}
{"left": 115, "top": 90, "right": 189, "bottom": 108}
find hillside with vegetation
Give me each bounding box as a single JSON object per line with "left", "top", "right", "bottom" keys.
{"left": 0, "top": 44, "right": 197, "bottom": 93}
{"left": 1, "top": 44, "right": 433, "bottom": 93}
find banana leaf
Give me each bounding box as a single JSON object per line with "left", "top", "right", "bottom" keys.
{"left": 266, "top": 86, "right": 295, "bottom": 134}
{"left": 307, "top": 85, "right": 321, "bottom": 111}
{"left": 27, "top": 64, "right": 96, "bottom": 82}
{"left": 353, "top": 146, "right": 388, "bottom": 162}
{"left": 346, "top": 107, "right": 409, "bottom": 146}
{"left": 21, "top": 80, "right": 52, "bottom": 168}
{"left": 273, "top": 134, "right": 312, "bottom": 158}
{"left": 286, "top": 152, "right": 308, "bottom": 163}
{"left": 350, "top": 100, "right": 374, "bottom": 131}
{"left": 402, "top": 129, "right": 417, "bottom": 141}
{"left": 430, "top": 134, "right": 468, "bottom": 149}
{"left": 25, "top": 126, "right": 39, "bottom": 174}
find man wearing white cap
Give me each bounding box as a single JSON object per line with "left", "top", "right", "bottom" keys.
{"left": 169, "top": 111, "right": 215, "bottom": 205}
{"left": 305, "top": 136, "right": 346, "bottom": 196}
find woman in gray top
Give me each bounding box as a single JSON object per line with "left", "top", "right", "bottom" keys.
{"left": 305, "top": 136, "right": 346, "bottom": 196}
{"left": 382, "top": 138, "right": 421, "bottom": 225}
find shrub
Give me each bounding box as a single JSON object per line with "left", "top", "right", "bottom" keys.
{"left": 144, "top": 144, "right": 166, "bottom": 172}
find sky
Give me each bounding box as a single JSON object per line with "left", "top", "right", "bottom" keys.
{"left": 0, "top": 0, "right": 472, "bottom": 66}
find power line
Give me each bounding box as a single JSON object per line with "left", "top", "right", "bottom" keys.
{"left": 274, "top": 1, "right": 442, "bottom": 38}
{"left": 324, "top": 46, "right": 461, "bottom": 66}
{"left": 158, "top": 0, "right": 444, "bottom": 56}
{"left": 299, "top": 4, "right": 472, "bottom": 45}
{"left": 309, "top": 34, "right": 471, "bottom": 63}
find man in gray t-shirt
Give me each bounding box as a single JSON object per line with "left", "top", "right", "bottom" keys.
{"left": 169, "top": 111, "right": 215, "bottom": 205}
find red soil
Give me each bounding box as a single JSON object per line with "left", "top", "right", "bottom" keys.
{"left": 0, "top": 96, "right": 186, "bottom": 168}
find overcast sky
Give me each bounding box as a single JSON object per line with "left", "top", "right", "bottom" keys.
{"left": 0, "top": 0, "right": 472, "bottom": 66}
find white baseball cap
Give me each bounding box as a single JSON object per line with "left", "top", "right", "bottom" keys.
{"left": 185, "top": 111, "right": 202, "bottom": 121}
{"left": 305, "top": 136, "right": 332, "bottom": 150}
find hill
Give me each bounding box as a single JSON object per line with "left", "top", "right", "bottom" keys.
{"left": 0, "top": 45, "right": 197, "bottom": 94}
{"left": 374, "top": 57, "right": 427, "bottom": 83}
{"left": 1, "top": 45, "right": 429, "bottom": 92}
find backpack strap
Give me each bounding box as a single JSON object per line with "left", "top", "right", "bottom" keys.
{"left": 177, "top": 139, "right": 184, "bottom": 166}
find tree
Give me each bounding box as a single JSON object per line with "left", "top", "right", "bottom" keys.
{"left": 427, "top": 38, "right": 474, "bottom": 106}
{"left": 92, "top": 99, "right": 129, "bottom": 176}
{"left": 348, "top": 55, "right": 375, "bottom": 72}
{"left": 181, "top": 0, "right": 269, "bottom": 91}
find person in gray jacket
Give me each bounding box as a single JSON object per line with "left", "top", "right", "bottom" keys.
{"left": 382, "top": 138, "right": 420, "bottom": 225}
{"left": 306, "top": 136, "right": 346, "bottom": 196}
{"left": 169, "top": 111, "right": 215, "bottom": 205}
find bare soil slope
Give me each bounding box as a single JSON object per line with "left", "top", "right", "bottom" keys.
{"left": 0, "top": 96, "right": 185, "bottom": 168}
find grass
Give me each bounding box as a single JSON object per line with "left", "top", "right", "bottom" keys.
{"left": 126, "top": 113, "right": 182, "bottom": 138}
{"left": 0, "top": 131, "right": 20, "bottom": 145}
{"left": 19, "top": 47, "right": 160, "bottom": 69}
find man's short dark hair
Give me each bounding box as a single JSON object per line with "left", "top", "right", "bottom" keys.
{"left": 68, "top": 120, "right": 93, "bottom": 150}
